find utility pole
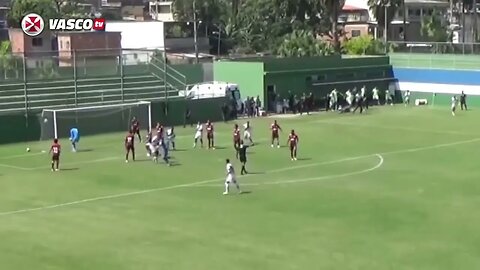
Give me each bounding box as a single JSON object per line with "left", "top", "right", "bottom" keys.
{"left": 193, "top": 0, "right": 199, "bottom": 63}
{"left": 384, "top": 0, "right": 390, "bottom": 53}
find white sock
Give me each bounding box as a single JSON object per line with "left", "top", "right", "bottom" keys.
{"left": 224, "top": 182, "right": 229, "bottom": 193}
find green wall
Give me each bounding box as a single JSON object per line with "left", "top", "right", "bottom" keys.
{"left": 0, "top": 113, "right": 40, "bottom": 144}
{"left": 172, "top": 64, "right": 204, "bottom": 85}
{"left": 213, "top": 61, "right": 265, "bottom": 102}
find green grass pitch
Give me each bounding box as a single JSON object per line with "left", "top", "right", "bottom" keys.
{"left": 1, "top": 105, "right": 480, "bottom": 270}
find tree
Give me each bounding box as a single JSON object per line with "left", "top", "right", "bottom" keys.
{"left": 343, "top": 35, "right": 384, "bottom": 55}
{"left": 0, "top": 41, "right": 20, "bottom": 79}
{"left": 277, "top": 30, "right": 335, "bottom": 57}
{"left": 54, "top": 0, "right": 92, "bottom": 18}
{"left": 7, "top": 0, "right": 58, "bottom": 28}
{"left": 321, "top": 0, "right": 346, "bottom": 53}
{"left": 421, "top": 9, "right": 449, "bottom": 42}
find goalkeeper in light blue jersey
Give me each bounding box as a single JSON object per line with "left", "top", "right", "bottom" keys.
{"left": 69, "top": 127, "right": 80, "bottom": 152}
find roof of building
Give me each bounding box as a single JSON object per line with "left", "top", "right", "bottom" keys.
{"left": 342, "top": 4, "right": 367, "bottom": 11}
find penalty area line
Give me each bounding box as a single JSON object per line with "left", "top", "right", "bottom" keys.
{"left": 194, "top": 154, "right": 384, "bottom": 188}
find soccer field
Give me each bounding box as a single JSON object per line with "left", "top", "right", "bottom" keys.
{"left": 1, "top": 105, "right": 479, "bottom": 270}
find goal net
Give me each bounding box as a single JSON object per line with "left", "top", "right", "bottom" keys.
{"left": 39, "top": 101, "right": 152, "bottom": 141}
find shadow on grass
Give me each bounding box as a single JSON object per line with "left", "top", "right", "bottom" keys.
{"left": 296, "top": 157, "right": 312, "bottom": 161}
{"left": 240, "top": 191, "right": 252, "bottom": 195}
{"left": 76, "top": 149, "right": 94, "bottom": 153}
{"left": 61, "top": 168, "right": 79, "bottom": 171}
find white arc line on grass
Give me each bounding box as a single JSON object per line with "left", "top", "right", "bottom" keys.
{"left": 195, "top": 154, "right": 384, "bottom": 187}
{"left": 0, "top": 138, "right": 479, "bottom": 217}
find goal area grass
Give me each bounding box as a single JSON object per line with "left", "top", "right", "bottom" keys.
{"left": 0, "top": 105, "right": 479, "bottom": 270}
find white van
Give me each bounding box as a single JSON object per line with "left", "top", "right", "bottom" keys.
{"left": 179, "top": 81, "right": 242, "bottom": 111}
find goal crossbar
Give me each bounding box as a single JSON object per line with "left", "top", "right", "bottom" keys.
{"left": 42, "top": 101, "right": 152, "bottom": 113}
{"left": 41, "top": 101, "right": 152, "bottom": 139}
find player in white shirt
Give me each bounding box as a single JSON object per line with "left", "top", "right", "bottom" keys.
{"left": 193, "top": 122, "right": 204, "bottom": 148}
{"left": 372, "top": 87, "right": 380, "bottom": 105}
{"left": 166, "top": 127, "right": 176, "bottom": 150}
{"left": 330, "top": 89, "right": 338, "bottom": 111}
{"left": 223, "top": 159, "right": 241, "bottom": 195}
{"left": 345, "top": 89, "right": 353, "bottom": 106}
{"left": 149, "top": 135, "right": 160, "bottom": 163}
{"left": 451, "top": 96, "right": 457, "bottom": 116}
{"left": 243, "top": 121, "right": 254, "bottom": 145}
{"left": 385, "top": 89, "right": 393, "bottom": 106}
{"left": 404, "top": 90, "right": 410, "bottom": 106}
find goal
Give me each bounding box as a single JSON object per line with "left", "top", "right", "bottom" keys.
{"left": 39, "top": 101, "right": 152, "bottom": 140}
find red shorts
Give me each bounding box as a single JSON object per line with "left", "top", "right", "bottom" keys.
{"left": 52, "top": 154, "right": 60, "bottom": 161}
{"left": 289, "top": 144, "right": 297, "bottom": 151}
{"left": 134, "top": 128, "right": 140, "bottom": 135}
{"left": 126, "top": 145, "right": 135, "bottom": 151}
{"left": 272, "top": 132, "right": 279, "bottom": 138}
{"left": 234, "top": 137, "right": 240, "bottom": 144}
{"left": 207, "top": 133, "right": 214, "bottom": 139}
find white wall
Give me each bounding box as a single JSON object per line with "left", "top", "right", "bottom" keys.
{"left": 105, "top": 21, "right": 165, "bottom": 50}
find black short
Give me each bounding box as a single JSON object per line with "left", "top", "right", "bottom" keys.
{"left": 240, "top": 157, "right": 247, "bottom": 163}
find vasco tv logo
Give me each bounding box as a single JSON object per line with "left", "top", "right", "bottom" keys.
{"left": 21, "top": 13, "right": 106, "bottom": 37}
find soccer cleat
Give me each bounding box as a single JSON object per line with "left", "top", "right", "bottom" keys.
{"left": 223, "top": 192, "right": 229, "bottom": 195}
{"left": 125, "top": 160, "right": 128, "bottom": 163}
{"left": 51, "top": 168, "right": 54, "bottom": 172}
{"left": 147, "top": 153, "right": 151, "bottom": 157}
{"left": 294, "top": 157, "right": 297, "bottom": 161}
{"left": 291, "top": 158, "right": 294, "bottom": 161}
{"left": 271, "top": 144, "right": 274, "bottom": 148}
{"left": 277, "top": 145, "right": 280, "bottom": 148}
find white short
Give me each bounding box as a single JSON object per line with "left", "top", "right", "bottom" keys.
{"left": 225, "top": 175, "right": 236, "bottom": 184}
{"left": 149, "top": 143, "right": 158, "bottom": 153}
{"left": 244, "top": 130, "right": 251, "bottom": 139}
{"left": 373, "top": 94, "right": 379, "bottom": 100}
{"left": 195, "top": 132, "right": 202, "bottom": 139}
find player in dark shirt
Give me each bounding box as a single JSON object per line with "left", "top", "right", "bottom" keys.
{"left": 131, "top": 117, "right": 141, "bottom": 142}
{"left": 49, "top": 139, "right": 61, "bottom": 172}
{"left": 125, "top": 130, "right": 135, "bottom": 163}
{"left": 236, "top": 140, "right": 249, "bottom": 175}
{"left": 460, "top": 91, "right": 467, "bottom": 110}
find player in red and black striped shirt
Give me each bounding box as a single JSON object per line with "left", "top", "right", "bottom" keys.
{"left": 49, "top": 139, "right": 61, "bottom": 171}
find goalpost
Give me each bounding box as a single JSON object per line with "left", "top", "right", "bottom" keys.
{"left": 39, "top": 101, "right": 152, "bottom": 140}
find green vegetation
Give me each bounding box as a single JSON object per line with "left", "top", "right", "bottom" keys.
{"left": 1, "top": 106, "right": 480, "bottom": 269}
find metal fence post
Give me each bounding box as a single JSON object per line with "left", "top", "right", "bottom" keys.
{"left": 163, "top": 50, "right": 167, "bottom": 100}
{"left": 120, "top": 53, "right": 124, "bottom": 102}
{"left": 73, "top": 50, "right": 78, "bottom": 107}
{"left": 22, "top": 56, "right": 28, "bottom": 115}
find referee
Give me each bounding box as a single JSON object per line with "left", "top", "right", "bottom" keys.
{"left": 460, "top": 91, "right": 467, "bottom": 110}
{"left": 236, "top": 140, "right": 249, "bottom": 175}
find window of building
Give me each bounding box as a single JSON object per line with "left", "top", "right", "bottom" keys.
{"left": 133, "top": 53, "right": 138, "bottom": 59}
{"left": 66, "top": 41, "right": 70, "bottom": 49}
{"left": 32, "top": 38, "right": 43, "bottom": 47}
{"left": 35, "top": 61, "right": 40, "bottom": 68}
{"left": 60, "top": 40, "right": 63, "bottom": 49}
{"left": 351, "top": 30, "right": 361, "bottom": 37}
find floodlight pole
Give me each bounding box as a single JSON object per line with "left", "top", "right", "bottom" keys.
{"left": 193, "top": 0, "right": 199, "bottom": 63}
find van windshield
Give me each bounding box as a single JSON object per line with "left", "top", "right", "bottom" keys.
{"left": 232, "top": 90, "right": 241, "bottom": 101}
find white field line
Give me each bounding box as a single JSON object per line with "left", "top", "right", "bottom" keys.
{"left": 195, "top": 154, "right": 384, "bottom": 187}
{"left": 0, "top": 163, "right": 31, "bottom": 171}
{"left": 1, "top": 137, "right": 480, "bottom": 217}
{"left": 0, "top": 151, "right": 45, "bottom": 160}
{"left": 319, "top": 120, "right": 474, "bottom": 136}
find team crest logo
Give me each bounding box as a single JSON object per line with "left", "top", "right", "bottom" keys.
{"left": 21, "top": 13, "right": 45, "bottom": 37}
